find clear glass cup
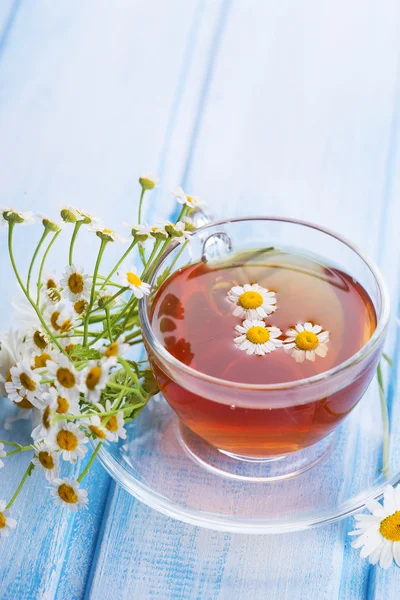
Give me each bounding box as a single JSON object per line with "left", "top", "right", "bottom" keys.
{"left": 139, "top": 217, "right": 390, "bottom": 479}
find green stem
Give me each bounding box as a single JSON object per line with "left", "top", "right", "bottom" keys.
{"left": 0, "top": 440, "right": 21, "bottom": 447}
{"left": 377, "top": 362, "right": 390, "bottom": 476}
{"left": 77, "top": 443, "right": 102, "bottom": 483}
{"left": 100, "top": 239, "right": 138, "bottom": 290}
{"left": 37, "top": 229, "right": 62, "bottom": 305}
{"left": 27, "top": 229, "right": 49, "bottom": 292}
{"left": 138, "top": 187, "right": 146, "bottom": 224}
{"left": 7, "top": 224, "right": 64, "bottom": 353}
{"left": 105, "top": 307, "right": 113, "bottom": 343}
{"left": 69, "top": 221, "right": 83, "bottom": 266}
{"left": 83, "top": 240, "right": 107, "bottom": 345}
{"left": 6, "top": 445, "right": 33, "bottom": 457}
{"left": 6, "top": 462, "right": 35, "bottom": 509}
{"left": 124, "top": 329, "right": 142, "bottom": 342}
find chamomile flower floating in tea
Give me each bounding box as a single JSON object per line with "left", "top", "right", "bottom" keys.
{"left": 227, "top": 283, "right": 277, "bottom": 319}
{"left": 0, "top": 500, "right": 17, "bottom": 538}
{"left": 118, "top": 265, "right": 151, "bottom": 299}
{"left": 32, "top": 442, "right": 60, "bottom": 481}
{"left": 60, "top": 264, "right": 90, "bottom": 302}
{"left": 349, "top": 484, "right": 400, "bottom": 569}
{"left": 50, "top": 478, "right": 88, "bottom": 512}
{"left": 234, "top": 320, "right": 282, "bottom": 356}
{"left": 283, "top": 322, "right": 329, "bottom": 363}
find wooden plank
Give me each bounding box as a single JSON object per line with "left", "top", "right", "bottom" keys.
{"left": 87, "top": 2, "right": 400, "bottom": 600}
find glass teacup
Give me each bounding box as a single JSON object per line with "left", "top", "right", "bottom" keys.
{"left": 139, "top": 217, "right": 389, "bottom": 478}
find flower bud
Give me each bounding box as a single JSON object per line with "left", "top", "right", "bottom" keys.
{"left": 139, "top": 175, "right": 157, "bottom": 190}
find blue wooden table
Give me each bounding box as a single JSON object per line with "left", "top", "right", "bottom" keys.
{"left": 1, "top": 2, "right": 400, "bottom": 598}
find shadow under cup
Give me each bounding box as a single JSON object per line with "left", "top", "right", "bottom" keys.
{"left": 139, "top": 218, "right": 390, "bottom": 474}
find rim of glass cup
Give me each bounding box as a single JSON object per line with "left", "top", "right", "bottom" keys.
{"left": 139, "top": 216, "right": 390, "bottom": 392}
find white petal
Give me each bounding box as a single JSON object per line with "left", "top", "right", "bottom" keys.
{"left": 283, "top": 342, "right": 295, "bottom": 350}
{"left": 355, "top": 513, "right": 381, "bottom": 523}
{"left": 393, "top": 542, "right": 400, "bottom": 567}
{"left": 231, "top": 286, "right": 243, "bottom": 296}
{"left": 383, "top": 485, "right": 397, "bottom": 515}
{"left": 369, "top": 541, "right": 384, "bottom": 565}
{"left": 294, "top": 350, "right": 305, "bottom": 363}
{"left": 315, "top": 346, "right": 327, "bottom": 358}
{"left": 395, "top": 485, "right": 400, "bottom": 510}
{"left": 317, "top": 331, "right": 329, "bottom": 343}
{"left": 359, "top": 531, "right": 384, "bottom": 558}
{"left": 306, "top": 350, "right": 315, "bottom": 362}
{"left": 365, "top": 498, "right": 386, "bottom": 517}
{"left": 243, "top": 284, "right": 251, "bottom": 292}
{"left": 304, "top": 322, "right": 313, "bottom": 331}
{"left": 312, "top": 325, "right": 322, "bottom": 334}
{"left": 379, "top": 540, "right": 394, "bottom": 569}
{"left": 295, "top": 324, "right": 304, "bottom": 332}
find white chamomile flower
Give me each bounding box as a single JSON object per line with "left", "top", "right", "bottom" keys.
{"left": 25, "top": 327, "right": 50, "bottom": 354}
{"left": 0, "top": 443, "right": 6, "bottom": 469}
{"left": 60, "top": 205, "right": 80, "bottom": 223}
{"left": 48, "top": 421, "right": 88, "bottom": 463}
{"left": 80, "top": 357, "right": 117, "bottom": 404}
{"left": 102, "top": 336, "right": 130, "bottom": 358}
{"left": 32, "top": 442, "right": 60, "bottom": 481}
{"left": 5, "top": 360, "right": 44, "bottom": 409}
{"left": 0, "top": 329, "right": 24, "bottom": 397}
{"left": 139, "top": 174, "right": 158, "bottom": 190}
{"left": 30, "top": 347, "right": 59, "bottom": 371}
{"left": 46, "top": 354, "right": 81, "bottom": 401}
{"left": 283, "top": 322, "right": 329, "bottom": 363}
{"left": 43, "top": 385, "right": 79, "bottom": 417}
{"left": 36, "top": 213, "right": 63, "bottom": 232}
{"left": 89, "top": 225, "right": 127, "bottom": 243}
{"left": 122, "top": 222, "right": 152, "bottom": 244}
{"left": 75, "top": 208, "right": 102, "bottom": 228}
{"left": 149, "top": 225, "right": 168, "bottom": 240}
{"left": 97, "top": 400, "right": 127, "bottom": 442}
{"left": 82, "top": 414, "right": 108, "bottom": 441}
{"left": 0, "top": 499, "right": 17, "bottom": 537}
{"left": 165, "top": 221, "right": 192, "bottom": 244}
{"left": 31, "top": 401, "right": 54, "bottom": 442}
{"left": 349, "top": 485, "right": 400, "bottom": 569}
{"left": 172, "top": 186, "right": 205, "bottom": 209}
{"left": 40, "top": 271, "right": 62, "bottom": 303}
{"left": 45, "top": 303, "right": 76, "bottom": 334}
{"left": 50, "top": 478, "right": 88, "bottom": 512}
{"left": 118, "top": 265, "right": 151, "bottom": 299}
{"left": 227, "top": 283, "right": 277, "bottom": 319}
{"left": 59, "top": 336, "right": 83, "bottom": 356}
{"left": 234, "top": 320, "right": 283, "bottom": 356}
{"left": 1, "top": 208, "right": 35, "bottom": 227}
{"left": 60, "top": 264, "right": 90, "bottom": 302}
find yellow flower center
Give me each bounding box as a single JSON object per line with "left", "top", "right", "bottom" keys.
{"left": 19, "top": 372, "right": 36, "bottom": 392}
{"left": 68, "top": 272, "right": 84, "bottom": 294}
{"left": 46, "top": 278, "right": 57, "bottom": 289}
{"left": 104, "top": 342, "right": 118, "bottom": 357}
{"left": 56, "top": 396, "right": 69, "bottom": 414}
{"left": 105, "top": 416, "right": 118, "bottom": 433}
{"left": 127, "top": 272, "right": 142, "bottom": 287}
{"left": 42, "top": 406, "right": 51, "bottom": 429}
{"left": 33, "top": 352, "right": 51, "bottom": 369}
{"left": 0, "top": 512, "right": 6, "bottom": 529}
{"left": 74, "top": 299, "right": 88, "bottom": 315}
{"left": 38, "top": 451, "right": 55, "bottom": 470}
{"left": 33, "top": 330, "right": 47, "bottom": 350}
{"left": 295, "top": 331, "right": 319, "bottom": 351}
{"left": 86, "top": 367, "right": 102, "bottom": 391}
{"left": 56, "top": 367, "right": 76, "bottom": 388}
{"left": 50, "top": 311, "right": 61, "bottom": 331}
{"left": 246, "top": 326, "right": 270, "bottom": 345}
{"left": 379, "top": 510, "right": 400, "bottom": 541}
{"left": 60, "top": 319, "right": 73, "bottom": 334}
{"left": 103, "top": 228, "right": 112, "bottom": 234}
{"left": 65, "top": 343, "right": 76, "bottom": 354}
{"left": 187, "top": 195, "right": 198, "bottom": 205}
{"left": 58, "top": 483, "right": 78, "bottom": 504}
{"left": 238, "top": 291, "right": 263, "bottom": 310}
{"left": 57, "top": 429, "right": 78, "bottom": 451}
{"left": 47, "top": 288, "right": 62, "bottom": 303}
{"left": 89, "top": 425, "right": 107, "bottom": 440}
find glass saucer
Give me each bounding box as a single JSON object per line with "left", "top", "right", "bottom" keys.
{"left": 97, "top": 379, "right": 399, "bottom": 534}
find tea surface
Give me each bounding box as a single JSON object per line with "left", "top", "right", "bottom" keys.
{"left": 151, "top": 249, "right": 376, "bottom": 384}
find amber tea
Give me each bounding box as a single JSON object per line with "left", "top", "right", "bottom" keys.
{"left": 150, "top": 249, "right": 377, "bottom": 457}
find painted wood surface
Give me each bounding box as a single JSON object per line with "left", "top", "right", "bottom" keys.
{"left": 1, "top": 1, "right": 400, "bottom": 598}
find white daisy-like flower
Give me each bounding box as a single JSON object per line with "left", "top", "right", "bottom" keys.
{"left": 283, "top": 322, "right": 329, "bottom": 363}
{"left": 47, "top": 421, "right": 88, "bottom": 463}
{"left": 36, "top": 213, "right": 63, "bottom": 232}
{"left": 0, "top": 329, "right": 24, "bottom": 397}
{"left": 80, "top": 357, "right": 117, "bottom": 404}
{"left": 227, "top": 283, "right": 277, "bottom": 319}
{"left": 40, "top": 271, "right": 62, "bottom": 303}
{"left": 59, "top": 336, "right": 83, "bottom": 356}
{"left": 89, "top": 225, "right": 127, "bottom": 244}
{"left": 149, "top": 225, "right": 168, "bottom": 240}
{"left": 0, "top": 443, "right": 6, "bottom": 469}
{"left": 42, "top": 385, "right": 79, "bottom": 417}
{"left": 50, "top": 478, "right": 88, "bottom": 512}
{"left": 97, "top": 400, "right": 127, "bottom": 442}
{"left": 32, "top": 441, "right": 60, "bottom": 481}
{"left": 102, "top": 336, "right": 130, "bottom": 359}
{"left": 30, "top": 347, "right": 59, "bottom": 371}
{"left": 45, "top": 303, "right": 76, "bottom": 334}
{"left": 122, "top": 222, "right": 152, "bottom": 244}
{"left": 172, "top": 186, "right": 205, "bottom": 209}
{"left": 74, "top": 208, "right": 102, "bottom": 228}
{"left": 46, "top": 354, "right": 81, "bottom": 401}
{"left": 31, "top": 401, "right": 54, "bottom": 442}
{"left": 5, "top": 359, "right": 44, "bottom": 409}
{"left": 0, "top": 208, "right": 35, "bottom": 227}
{"left": 165, "top": 221, "right": 192, "bottom": 244}
{"left": 118, "top": 265, "right": 151, "bottom": 299}
{"left": 139, "top": 174, "right": 158, "bottom": 190}
{"left": 25, "top": 327, "right": 50, "bottom": 354}
{"left": 349, "top": 485, "right": 400, "bottom": 569}
{"left": 0, "top": 499, "right": 17, "bottom": 537}
{"left": 234, "top": 320, "right": 283, "bottom": 356}
{"left": 60, "top": 205, "right": 80, "bottom": 223}
{"left": 60, "top": 264, "right": 90, "bottom": 302}
{"left": 82, "top": 414, "right": 109, "bottom": 441}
